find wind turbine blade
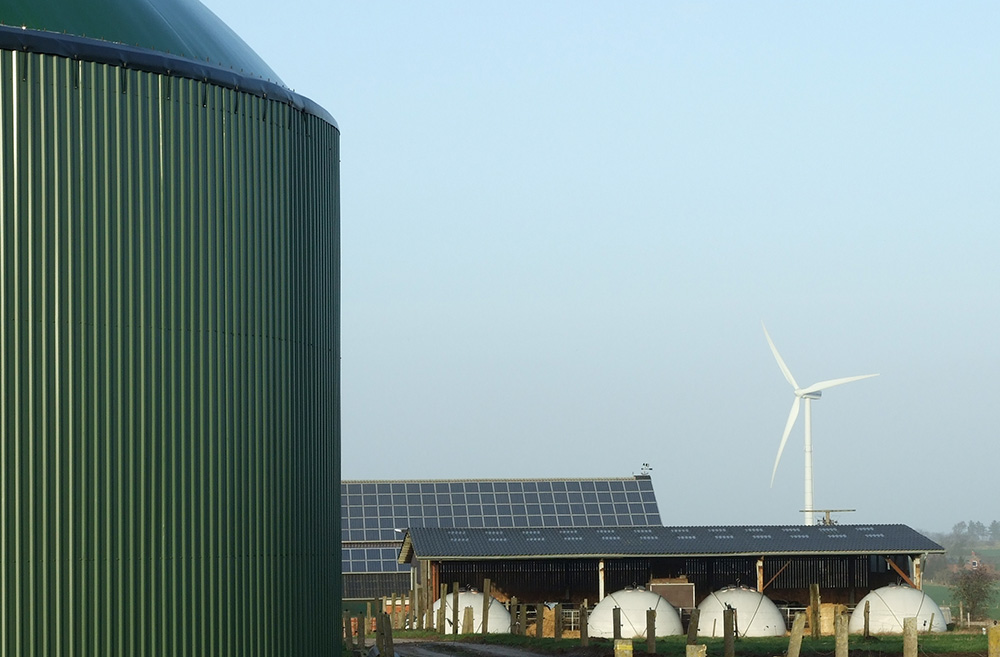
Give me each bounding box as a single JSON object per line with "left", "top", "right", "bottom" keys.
{"left": 770, "top": 397, "right": 800, "bottom": 487}
{"left": 762, "top": 322, "right": 799, "bottom": 389}
{"left": 798, "top": 373, "right": 878, "bottom": 395}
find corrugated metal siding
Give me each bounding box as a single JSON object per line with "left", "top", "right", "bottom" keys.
{"left": 0, "top": 49, "right": 340, "bottom": 655}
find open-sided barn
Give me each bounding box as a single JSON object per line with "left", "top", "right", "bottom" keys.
{"left": 341, "top": 474, "right": 944, "bottom": 619}
{"left": 399, "top": 524, "right": 944, "bottom": 613}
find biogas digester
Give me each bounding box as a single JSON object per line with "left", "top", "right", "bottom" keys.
{"left": 0, "top": 0, "right": 341, "bottom": 654}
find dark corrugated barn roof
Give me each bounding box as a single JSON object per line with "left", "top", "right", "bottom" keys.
{"left": 399, "top": 524, "right": 944, "bottom": 563}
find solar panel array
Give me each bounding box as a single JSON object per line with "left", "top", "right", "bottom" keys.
{"left": 342, "top": 476, "right": 661, "bottom": 574}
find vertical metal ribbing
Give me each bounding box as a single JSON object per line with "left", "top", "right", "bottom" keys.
{"left": 0, "top": 50, "right": 7, "bottom": 657}
{"left": 2, "top": 50, "right": 340, "bottom": 655}
{"left": 11, "top": 49, "right": 23, "bottom": 657}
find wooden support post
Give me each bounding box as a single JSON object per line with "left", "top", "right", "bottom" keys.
{"left": 438, "top": 584, "right": 448, "bottom": 634}
{"left": 482, "top": 578, "right": 492, "bottom": 634}
{"left": 536, "top": 603, "right": 546, "bottom": 638}
{"left": 424, "top": 567, "right": 432, "bottom": 629}
{"left": 787, "top": 613, "right": 806, "bottom": 657}
{"left": 452, "top": 583, "right": 460, "bottom": 635}
{"left": 462, "top": 607, "right": 474, "bottom": 634}
{"left": 886, "top": 558, "right": 916, "bottom": 588}
{"left": 687, "top": 608, "right": 700, "bottom": 645}
{"left": 988, "top": 624, "right": 1000, "bottom": 657}
{"left": 555, "top": 603, "right": 564, "bottom": 640}
{"left": 613, "top": 607, "right": 622, "bottom": 641}
{"left": 414, "top": 585, "right": 422, "bottom": 631}
{"left": 375, "top": 613, "right": 385, "bottom": 657}
{"left": 835, "top": 612, "right": 848, "bottom": 657}
{"left": 436, "top": 604, "right": 446, "bottom": 634}
{"left": 863, "top": 600, "right": 870, "bottom": 639}
{"left": 646, "top": 609, "right": 657, "bottom": 654}
{"left": 580, "top": 606, "right": 590, "bottom": 647}
{"left": 903, "top": 617, "right": 917, "bottom": 657}
{"left": 723, "top": 608, "right": 735, "bottom": 657}
{"left": 385, "top": 613, "right": 395, "bottom": 657}
{"left": 810, "top": 584, "right": 821, "bottom": 640}
{"left": 343, "top": 612, "right": 353, "bottom": 650}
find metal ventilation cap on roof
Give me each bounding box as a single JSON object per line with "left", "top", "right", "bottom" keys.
{"left": 1, "top": 0, "right": 282, "bottom": 84}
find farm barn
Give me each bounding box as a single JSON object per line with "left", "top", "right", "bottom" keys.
{"left": 342, "top": 475, "right": 943, "bottom": 619}
{"left": 398, "top": 523, "right": 944, "bottom": 620}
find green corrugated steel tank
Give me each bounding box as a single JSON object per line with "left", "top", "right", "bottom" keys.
{"left": 0, "top": 0, "right": 341, "bottom": 654}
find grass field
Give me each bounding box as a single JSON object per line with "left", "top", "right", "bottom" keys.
{"left": 364, "top": 630, "right": 996, "bottom": 657}
{"left": 973, "top": 548, "right": 1000, "bottom": 562}
{"left": 922, "top": 581, "right": 1000, "bottom": 622}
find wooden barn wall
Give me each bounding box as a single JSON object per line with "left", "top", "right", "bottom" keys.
{"left": 430, "top": 553, "right": 918, "bottom": 606}
{"left": 437, "top": 559, "right": 600, "bottom": 603}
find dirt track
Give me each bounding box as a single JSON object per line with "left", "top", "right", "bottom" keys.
{"left": 393, "top": 641, "right": 607, "bottom": 657}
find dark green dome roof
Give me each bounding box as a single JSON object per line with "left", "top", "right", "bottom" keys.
{"left": 0, "top": 0, "right": 282, "bottom": 84}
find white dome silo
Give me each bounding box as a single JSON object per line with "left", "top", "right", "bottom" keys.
{"left": 696, "top": 586, "right": 787, "bottom": 637}
{"left": 431, "top": 591, "right": 511, "bottom": 633}
{"left": 588, "top": 588, "right": 684, "bottom": 639}
{"left": 848, "top": 585, "right": 947, "bottom": 634}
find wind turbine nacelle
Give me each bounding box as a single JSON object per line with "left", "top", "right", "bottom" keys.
{"left": 796, "top": 390, "right": 822, "bottom": 399}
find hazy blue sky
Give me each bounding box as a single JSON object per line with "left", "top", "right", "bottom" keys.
{"left": 202, "top": 1, "right": 998, "bottom": 533}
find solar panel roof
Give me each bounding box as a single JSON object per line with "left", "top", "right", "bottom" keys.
{"left": 398, "top": 524, "right": 945, "bottom": 562}
{"left": 341, "top": 475, "right": 661, "bottom": 575}
{"left": 341, "top": 475, "right": 661, "bottom": 543}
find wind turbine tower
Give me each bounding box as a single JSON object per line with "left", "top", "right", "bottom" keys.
{"left": 763, "top": 323, "right": 878, "bottom": 525}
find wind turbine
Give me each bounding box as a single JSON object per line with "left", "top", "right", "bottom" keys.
{"left": 763, "top": 323, "right": 878, "bottom": 526}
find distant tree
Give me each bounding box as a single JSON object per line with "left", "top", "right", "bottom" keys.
{"left": 952, "top": 567, "right": 998, "bottom": 620}
{"left": 990, "top": 520, "right": 1000, "bottom": 543}
{"left": 922, "top": 553, "right": 949, "bottom": 582}
{"left": 950, "top": 522, "right": 971, "bottom": 552}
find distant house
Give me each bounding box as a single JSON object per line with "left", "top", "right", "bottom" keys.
{"left": 963, "top": 551, "right": 994, "bottom": 572}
